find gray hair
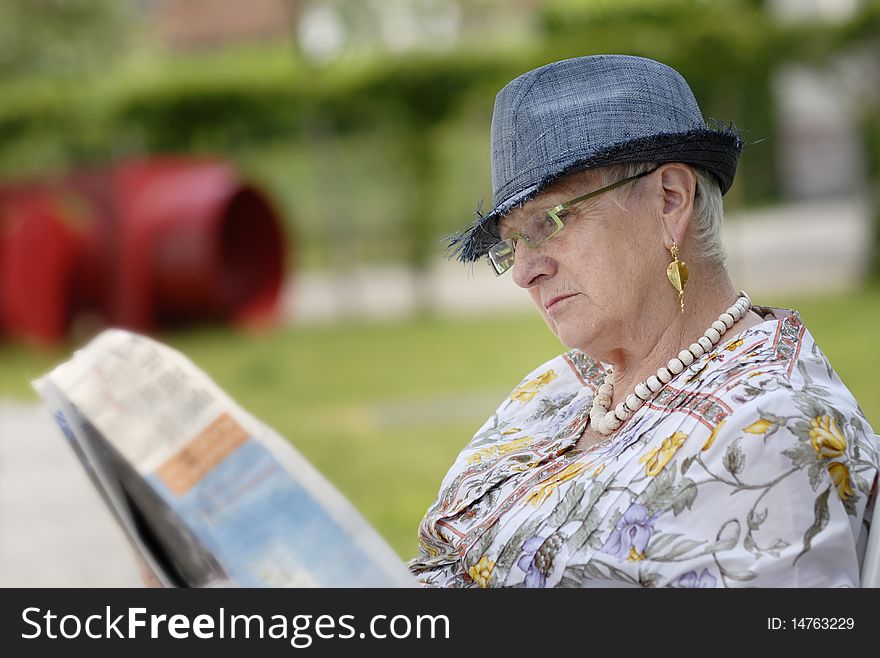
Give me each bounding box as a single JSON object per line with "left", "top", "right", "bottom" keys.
{"left": 597, "top": 162, "right": 727, "bottom": 268}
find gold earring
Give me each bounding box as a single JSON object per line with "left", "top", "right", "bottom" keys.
{"left": 666, "top": 241, "right": 688, "bottom": 313}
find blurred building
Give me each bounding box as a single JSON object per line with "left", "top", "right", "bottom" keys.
{"left": 769, "top": 0, "right": 876, "bottom": 200}
{"left": 136, "top": 0, "right": 541, "bottom": 58}
{"left": 142, "top": 0, "right": 298, "bottom": 50}
{"left": 770, "top": 0, "right": 862, "bottom": 23}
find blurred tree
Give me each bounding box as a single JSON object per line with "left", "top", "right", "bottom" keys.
{"left": 0, "top": 0, "right": 135, "bottom": 81}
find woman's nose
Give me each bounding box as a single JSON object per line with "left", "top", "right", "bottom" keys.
{"left": 511, "top": 241, "right": 555, "bottom": 288}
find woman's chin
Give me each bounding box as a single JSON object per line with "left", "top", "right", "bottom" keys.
{"left": 552, "top": 324, "right": 593, "bottom": 353}
{"left": 540, "top": 308, "right": 594, "bottom": 352}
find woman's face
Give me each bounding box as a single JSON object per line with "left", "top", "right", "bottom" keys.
{"left": 503, "top": 169, "right": 667, "bottom": 359}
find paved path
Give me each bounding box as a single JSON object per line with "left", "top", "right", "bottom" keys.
{"left": 0, "top": 402, "right": 143, "bottom": 587}
{"left": 0, "top": 196, "right": 872, "bottom": 587}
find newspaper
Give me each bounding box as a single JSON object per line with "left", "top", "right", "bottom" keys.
{"left": 32, "top": 329, "right": 417, "bottom": 588}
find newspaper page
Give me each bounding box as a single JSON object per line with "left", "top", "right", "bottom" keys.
{"left": 33, "top": 329, "right": 417, "bottom": 587}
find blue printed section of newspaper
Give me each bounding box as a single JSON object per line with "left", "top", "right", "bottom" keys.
{"left": 33, "top": 329, "right": 416, "bottom": 588}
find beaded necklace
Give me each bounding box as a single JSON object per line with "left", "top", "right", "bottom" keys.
{"left": 589, "top": 292, "right": 752, "bottom": 436}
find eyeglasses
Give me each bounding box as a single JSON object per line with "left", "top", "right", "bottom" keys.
{"left": 487, "top": 166, "right": 659, "bottom": 276}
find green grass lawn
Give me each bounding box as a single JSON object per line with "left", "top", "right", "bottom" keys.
{"left": 2, "top": 286, "right": 878, "bottom": 559}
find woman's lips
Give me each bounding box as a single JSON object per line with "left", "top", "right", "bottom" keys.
{"left": 545, "top": 293, "right": 578, "bottom": 311}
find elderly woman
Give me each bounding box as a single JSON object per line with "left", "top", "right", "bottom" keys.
{"left": 408, "top": 55, "right": 879, "bottom": 588}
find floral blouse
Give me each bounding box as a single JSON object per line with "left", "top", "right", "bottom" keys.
{"left": 408, "top": 307, "right": 879, "bottom": 587}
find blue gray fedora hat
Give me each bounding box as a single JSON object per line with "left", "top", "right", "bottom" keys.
{"left": 448, "top": 54, "right": 743, "bottom": 263}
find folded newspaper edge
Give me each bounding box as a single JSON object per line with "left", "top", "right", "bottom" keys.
{"left": 33, "top": 329, "right": 418, "bottom": 588}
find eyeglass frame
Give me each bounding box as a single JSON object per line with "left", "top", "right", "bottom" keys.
{"left": 487, "top": 165, "right": 660, "bottom": 276}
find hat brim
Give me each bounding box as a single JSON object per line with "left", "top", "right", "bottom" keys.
{"left": 447, "top": 127, "right": 743, "bottom": 264}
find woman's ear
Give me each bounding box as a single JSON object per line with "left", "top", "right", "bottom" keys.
{"left": 656, "top": 163, "right": 697, "bottom": 249}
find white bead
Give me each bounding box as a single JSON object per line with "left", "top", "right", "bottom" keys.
{"left": 605, "top": 371, "right": 615, "bottom": 385}
{"left": 646, "top": 376, "right": 662, "bottom": 392}
{"left": 727, "top": 306, "right": 741, "bottom": 320}
{"left": 667, "top": 359, "right": 684, "bottom": 375}
{"left": 635, "top": 383, "right": 651, "bottom": 400}
{"left": 604, "top": 410, "right": 622, "bottom": 429}
{"left": 705, "top": 327, "right": 721, "bottom": 344}
{"left": 720, "top": 313, "right": 734, "bottom": 328}
{"left": 712, "top": 320, "right": 726, "bottom": 334}
{"left": 688, "top": 342, "right": 704, "bottom": 358}
{"left": 625, "top": 394, "right": 642, "bottom": 412}
{"left": 657, "top": 368, "right": 672, "bottom": 383}
{"left": 614, "top": 402, "right": 629, "bottom": 420}
{"left": 594, "top": 395, "right": 611, "bottom": 410}
{"left": 698, "top": 336, "right": 713, "bottom": 351}
{"left": 678, "top": 349, "right": 695, "bottom": 366}
{"left": 598, "top": 383, "right": 613, "bottom": 397}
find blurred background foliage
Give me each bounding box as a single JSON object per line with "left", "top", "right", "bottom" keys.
{"left": 1, "top": 0, "right": 878, "bottom": 271}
